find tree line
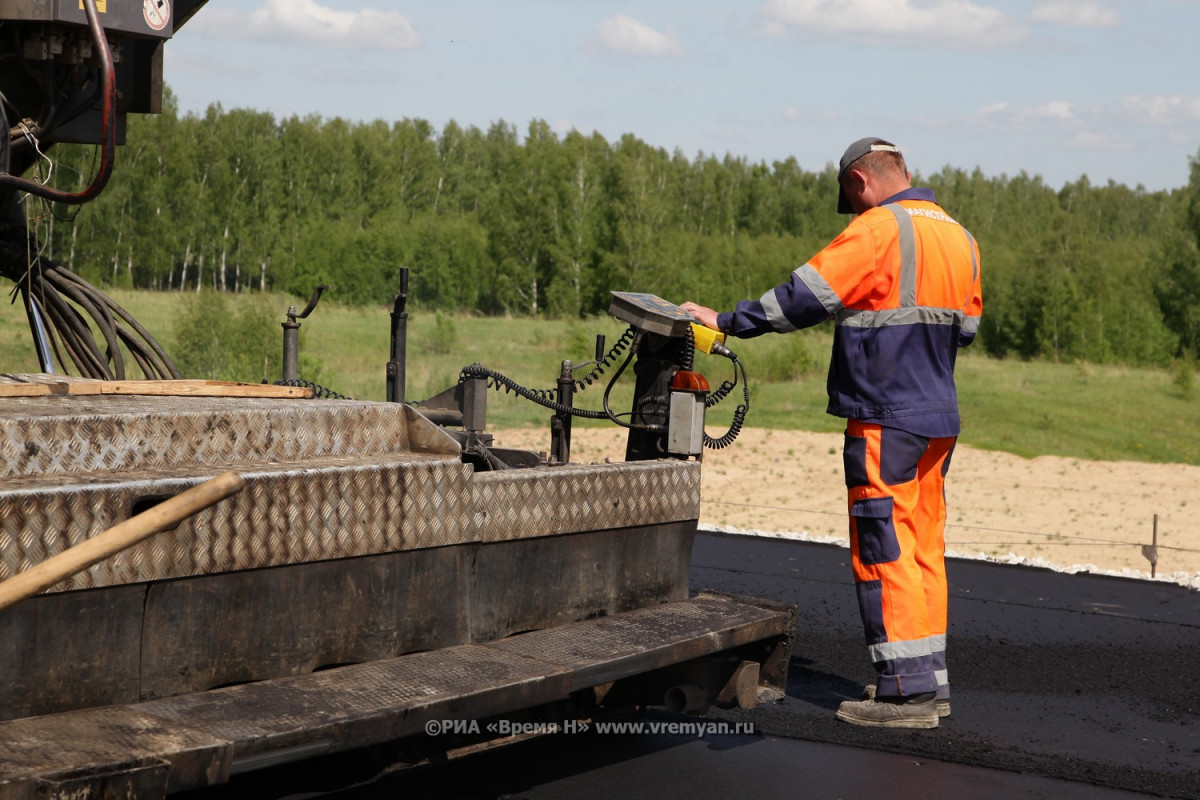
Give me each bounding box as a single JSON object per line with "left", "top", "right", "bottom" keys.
{"left": 34, "top": 90, "right": 1200, "bottom": 369}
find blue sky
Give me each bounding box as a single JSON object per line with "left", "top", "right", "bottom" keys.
{"left": 164, "top": 1, "right": 1200, "bottom": 192}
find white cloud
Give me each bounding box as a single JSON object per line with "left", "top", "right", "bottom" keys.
{"left": 1031, "top": 1, "right": 1119, "bottom": 28}
{"left": 971, "top": 99, "right": 1083, "bottom": 129}
{"left": 1036, "top": 100, "right": 1075, "bottom": 121}
{"left": 969, "top": 93, "right": 1200, "bottom": 131}
{"left": 594, "top": 14, "right": 683, "bottom": 57}
{"left": 1070, "top": 130, "right": 1133, "bottom": 152}
{"left": 164, "top": 49, "right": 254, "bottom": 78}
{"left": 783, "top": 105, "right": 799, "bottom": 120}
{"left": 757, "top": 0, "right": 1027, "bottom": 49}
{"left": 191, "top": 0, "right": 421, "bottom": 51}
{"left": 1114, "top": 94, "right": 1200, "bottom": 125}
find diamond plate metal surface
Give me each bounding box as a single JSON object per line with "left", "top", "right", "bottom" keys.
{"left": 0, "top": 396, "right": 457, "bottom": 478}
{"left": 0, "top": 394, "right": 702, "bottom": 592}
{"left": 471, "top": 460, "right": 700, "bottom": 542}
{"left": 0, "top": 455, "right": 473, "bottom": 590}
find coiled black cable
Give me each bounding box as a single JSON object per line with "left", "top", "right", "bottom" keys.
{"left": 706, "top": 376, "right": 737, "bottom": 408}
{"left": 457, "top": 326, "right": 637, "bottom": 407}
{"left": 461, "top": 323, "right": 747, "bottom": 444}
{"left": 703, "top": 352, "right": 750, "bottom": 450}
{"left": 572, "top": 325, "right": 637, "bottom": 391}
{"left": 460, "top": 362, "right": 611, "bottom": 419}
{"left": 273, "top": 378, "right": 349, "bottom": 400}
{"left": 680, "top": 324, "right": 696, "bottom": 372}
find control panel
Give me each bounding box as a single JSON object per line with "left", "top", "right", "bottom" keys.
{"left": 608, "top": 292, "right": 695, "bottom": 338}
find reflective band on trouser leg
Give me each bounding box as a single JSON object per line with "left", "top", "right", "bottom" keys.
{"left": 844, "top": 420, "right": 955, "bottom": 698}
{"left": 931, "top": 634, "right": 949, "bottom": 701}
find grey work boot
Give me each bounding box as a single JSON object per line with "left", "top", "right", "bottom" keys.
{"left": 836, "top": 694, "right": 939, "bottom": 729}
{"left": 863, "top": 683, "right": 951, "bottom": 718}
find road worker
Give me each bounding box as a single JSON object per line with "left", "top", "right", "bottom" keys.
{"left": 682, "top": 137, "right": 982, "bottom": 729}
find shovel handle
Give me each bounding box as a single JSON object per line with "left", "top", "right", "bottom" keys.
{"left": 0, "top": 471, "right": 244, "bottom": 612}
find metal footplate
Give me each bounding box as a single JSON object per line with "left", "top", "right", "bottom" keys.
{"left": 0, "top": 592, "right": 793, "bottom": 799}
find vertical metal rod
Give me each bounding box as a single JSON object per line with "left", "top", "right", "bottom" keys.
{"left": 21, "top": 286, "right": 55, "bottom": 374}
{"left": 1151, "top": 514, "right": 1158, "bottom": 579}
{"left": 281, "top": 285, "right": 329, "bottom": 383}
{"left": 1142, "top": 513, "right": 1159, "bottom": 578}
{"left": 552, "top": 360, "right": 573, "bottom": 464}
{"left": 387, "top": 268, "right": 409, "bottom": 404}
{"left": 281, "top": 306, "right": 300, "bottom": 382}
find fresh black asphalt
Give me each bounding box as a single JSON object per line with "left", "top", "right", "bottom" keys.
{"left": 255, "top": 531, "right": 1200, "bottom": 799}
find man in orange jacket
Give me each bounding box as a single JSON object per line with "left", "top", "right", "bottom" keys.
{"left": 683, "top": 137, "right": 982, "bottom": 729}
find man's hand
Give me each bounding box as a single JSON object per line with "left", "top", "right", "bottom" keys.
{"left": 680, "top": 301, "right": 720, "bottom": 331}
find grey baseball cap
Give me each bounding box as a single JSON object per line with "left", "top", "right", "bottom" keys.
{"left": 837, "top": 137, "right": 901, "bottom": 213}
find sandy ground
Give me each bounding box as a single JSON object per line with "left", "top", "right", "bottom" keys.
{"left": 492, "top": 427, "right": 1200, "bottom": 588}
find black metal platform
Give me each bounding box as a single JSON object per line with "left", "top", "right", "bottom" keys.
{"left": 0, "top": 591, "right": 793, "bottom": 800}
{"left": 288, "top": 532, "right": 1199, "bottom": 800}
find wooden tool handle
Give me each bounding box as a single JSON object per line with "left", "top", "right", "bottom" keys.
{"left": 0, "top": 471, "right": 245, "bottom": 612}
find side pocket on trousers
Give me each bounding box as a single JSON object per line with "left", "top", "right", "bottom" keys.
{"left": 852, "top": 496, "right": 900, "bottom": 565}
{"left": 856, "top": 579, "right": 887, "bottom": 644}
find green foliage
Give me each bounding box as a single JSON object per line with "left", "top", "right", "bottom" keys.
{"left": 25, "top": 99, "right": 1200, "bottom": 375}
{"left": 172, "top": 290, "right": 279, "bottom": 382}
{"left": 1154, "top": 152, "right": 1200, "bottom": 356}
{"left": 565, "top": 322, "right": 593, "bottom": 359}
{"left": 1171, "top": 352, "right": 1195, "bottom": 399}
{"left": 423, "top": 311, "right": 459, "bottom": 355}
{"left": 736, "top": 329, "right": 822, "bottom": 383}
{"left": 4, "top": 292, "right": 1200, "bottom": 464}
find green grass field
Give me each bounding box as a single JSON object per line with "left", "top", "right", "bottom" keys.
{"left": 3, "top": 289, "right": 1197, "bottom": 465}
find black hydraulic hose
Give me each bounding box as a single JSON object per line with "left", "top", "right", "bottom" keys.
{"left": 0, "top": 87, "right": 8, "bottom": 177}
{"left": 488, "top": 326, "right": 637, "bottom": 399}
{"left": 29, "top": 271, "right": 109, "bottom": 377}
{"left": 0, "top": 0, "right": 116, "bottom": 204}
{"left": 460, "top": 334, "right": 659, "bottom": 432}
{"left": 601, "top": 331, "right": 646, "bottom": 430}
{"left": 460, "top": 362, "right": 612, "bottom": 420}
{"left": 2, "top": 239, "right": 181, "bottom": 380}
{"left": 37, "top": 287, "right": 106, "bottom": 377}
{"left": 53, "top": 267, "right": 181, "bottom": 378}
{"left": 44, "top": 265, "right": 124, "bottom": 376}
{"left": 119, "top": 330, "right": 155, "bottom": 378}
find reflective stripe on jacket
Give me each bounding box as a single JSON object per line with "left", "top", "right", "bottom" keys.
{"left": 716, "top": 188, "right": 982, "bottom": 437}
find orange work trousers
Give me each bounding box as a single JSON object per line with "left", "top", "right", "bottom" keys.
{"left": 843, "top": 419, "right": 955, "bottom": 700}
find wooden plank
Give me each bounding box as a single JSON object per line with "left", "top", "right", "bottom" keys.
{"left": 0, "top": 378, "right": 313, "bottom": 399}
{"left": 0, "top": 382, "right": 66, "bottom": 397}
{"left": 0, "top": 379, "right": 101, "bottom": 397}
{"left": 98, "top": 380, "right": 314, "bottom": 398}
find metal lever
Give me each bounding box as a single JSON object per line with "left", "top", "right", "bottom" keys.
{"left": 281, "top": 285, "right": 332, "bottom": 382}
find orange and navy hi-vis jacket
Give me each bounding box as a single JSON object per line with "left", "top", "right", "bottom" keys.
{"left": 716, "top": 188, "right": 982, "bottom": 438}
